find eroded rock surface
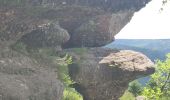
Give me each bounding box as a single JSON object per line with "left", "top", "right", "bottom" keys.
{"left": 0, "top": 0, "right": 154, "bottom": 100}
{"left": 0, "top": 0, "right": 150, "bottom": 48}
{"left": 21, "top": 22, "right": 70, "bottom": 49}
{"left": 0, "top": 48, "right": 63, "bottom": 100}
{"left": 63, "top": 48, "right": 154, "bottom": 100}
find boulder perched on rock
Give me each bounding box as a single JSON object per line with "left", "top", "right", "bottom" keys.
{"left": 0, "top": 0, "right": 154, "bottom": 100}
{"left": 63, "top": 48, "right": 154, "bottom": 100}
{"left": 0, "top": 48, "right": 63, "bottom": 100}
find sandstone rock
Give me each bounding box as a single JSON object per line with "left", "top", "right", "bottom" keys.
{"left": 63, "top": 48, "right": 154, "bottom": 100}
{"left": 20, "top": 22, "right": 70, "bottom": 48}
{"left": 0, "top": 8, "right": 50, "bottom": 48}
{"left": 0, "top": 1, "right": 153, "bottom": 100}
{"left": 70, "top": 11, "right": 133, "bottom": 47}
{"left": 0, "top": 49, "right": 63, "bottom": 100}
{"left": 30, "top": 0, "right": 150, "bottom": 48}
{"left": 27, "top": 0, "right": 150, "bottom": 12}
{"left": 0, "top": 0, "right": 150, "bottom": 48}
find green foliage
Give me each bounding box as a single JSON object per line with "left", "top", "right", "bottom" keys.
{"left": 63, "top": 54, "right": 73, "bottom": 65}
{"left": 142, "top": 87, "right": 162, "bottom": 100}
{"left": 63, "top": 88, "right": 83, "bottom": 100}
{"left": 120, "top": 90, "right": 135, "bottom": 100}
{"left": 57, "top": 55, "right": 83, "bottom": 100}
{"left": 56, "top": 54, "right": 74, "bottom": 86}
{"left": 142, "top": 53, "right": 170, "bottom": 100}
{"left": 128, "top": 80, "right": 143, "bottom": 97}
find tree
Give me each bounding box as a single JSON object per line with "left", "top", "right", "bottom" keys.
{"left": 128, "top": 80, "right": 143, "bottom": 97}
{"left": 142, "top": 53, "right": 170, "bottom": 100}
{"left": 161, "top": 0, "right": 170, "bottom": 11}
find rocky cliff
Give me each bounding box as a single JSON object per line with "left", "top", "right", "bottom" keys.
{"left": 0, "top": 0, "right": 154, "bottom": 100}
{"left": 62, "top": 48, "right": 154, "bottom": 100}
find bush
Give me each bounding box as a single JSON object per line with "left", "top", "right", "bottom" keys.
{"left": 63, "top": 88, "right": 83, "bottom": 100}
{"left": 128, "top": 80, "right": 143, "bottom": 97}
{"left": 142, "top": 53, "right": 170, "bottom": 100}
{"left": 120, "top": 90, "right": 135, "bottom": 100}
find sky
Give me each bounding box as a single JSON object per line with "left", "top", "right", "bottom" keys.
{"left": 115, "top": 0, "right": 170, "bottom": 39}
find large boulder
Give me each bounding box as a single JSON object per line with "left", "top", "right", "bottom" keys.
{"left": 0, "top": 1, "right": 154, "bottom": 100}
{"left": 0, "top": 48, "right": 63, "bottom": 100}
{"left": 0, "top": 7, "right": 50, "bottom": 48}
{"left": 70, "top": 11, "right": 133, "bottom": 47}
{"left": 63, "top": 48, "right": 155, "bottom": 100}
{"left": 0, "top": 0, "right": 150, "bottom": 48}
{"left": 35, "top": 0, "right": 151, "bottom": 47}
{"left": 20, "top": 22, "right": 70, "bottom": 49}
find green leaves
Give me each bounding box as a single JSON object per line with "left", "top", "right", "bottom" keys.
{"left": 63, "top": 88, "right": 83, "bottom": 100}
{"left": 142, "top": 53, "right": 170, "bottom": 99}
{"left": 64, "top": 54, "right": 73, "bottom": 65}
{"left": 128, "top": 81, "right": 143, "bottom": 97}
{"left": 57, "top": 55, "right": 83, "bottom": 100}
{"left": 142, "top": 87, "right": 162, "bottom": 100}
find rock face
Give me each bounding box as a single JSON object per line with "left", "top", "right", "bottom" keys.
{"left": 21, "top": 22, "right": 70, "bottom": 48}
{"left": 37, "top": 0, "right": 150, "bottom": 47}
{"left": 0, "top": 0, "right": 150, "bottom": 48}
{"left": 64, "top": 48, "right": 154, "bottom": 100}
{"left": 0, "top": 7, "right": 49, "bottom": 48}
{"left": 27, "top": 0, "right": 150, "bottom": 12}
{"left": 70, "top": 11, "right": 133, "bottom": 47}
{"left": 0, "top": 48, "right": 63, "bottom": 100}
{"left": 0, "top": 0, "right": 154, "bottom": 100}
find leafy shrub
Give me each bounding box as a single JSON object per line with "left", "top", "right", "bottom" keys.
{"left": 128, "top": 80, "right": 143, "bottom": 97}
{"left": 142, "top": 53, "right": 170, "bottom": 100}
{"left": 57, "top": 55, "right": 83, "bottom": 100}
{"left": 63, "top": 88, "right": 83, "bottom": 100}
{"left": 120, "top": 90, "right": 135, "bottom": 100}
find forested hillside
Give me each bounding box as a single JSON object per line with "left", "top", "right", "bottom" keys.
{"left": 106, "top": 39, "right": 170, "bottom": 61}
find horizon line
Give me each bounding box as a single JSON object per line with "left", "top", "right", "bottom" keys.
{"left": 115, "top": 38, "right": 170, "bottom": 40}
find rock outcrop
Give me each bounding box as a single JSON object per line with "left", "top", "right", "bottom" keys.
{"left": 1, "top": 0, "right": 150, "bottom": 48}
{"left": 21, "top": 22, "right": 70, "bottom": 49}
{"left": 0, "top": 0, "right": 154, "bottom": 100}
{"left": 0, "top": 48, "right": 63, "bottom": 100}
{"left": 0, "top": 7, "right": 49, "bottom": 48}
{"left": 63, "top": 48, "right": 154, "bottom": 100}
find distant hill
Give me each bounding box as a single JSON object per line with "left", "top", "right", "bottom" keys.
{"left": 106, "top": 39, "right": 170, "bottom": 61}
